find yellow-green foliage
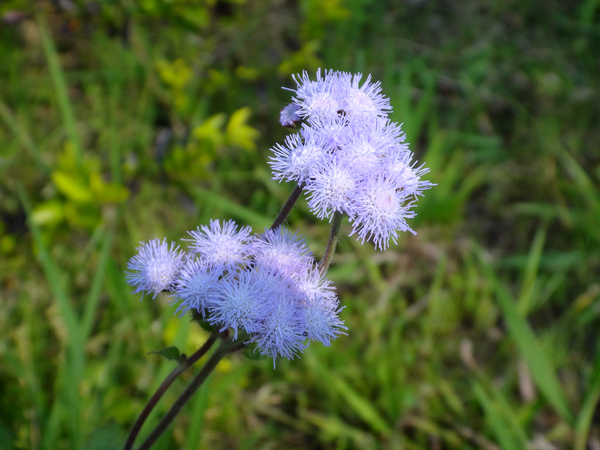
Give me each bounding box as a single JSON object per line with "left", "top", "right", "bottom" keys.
{"left": 164, "top": 108, "right": 259, "bottom": 181}
{"left": 33, "top": 142, "right": 129, "bottom": 231}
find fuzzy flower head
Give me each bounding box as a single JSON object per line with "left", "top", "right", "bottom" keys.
{"left": 174, "top": 258, "right": 220, "bottom": 317}
{"left": 207, "top": 270, "right": 270, "bottom": 340}
{"left": 269, "top": 126, "right": 330, "bottom": 184}
{"left": 349, "top": 172, "right": 417, "bottom": 250}
{"left": 250, "top": 227, "right": 314, "bottom": 276}
{"left": 271, "top": 69, "right": 434, "bottom": 249}
{"left": 302, "top": 295, "right": 347, "bottom": 347}
{"left": 126, "top": 239, "right": 184, "bottom": 298}
{"left": 305, "top": 155, "right": 358, "bottom": 221}
{"left": 289, "top": 69, "right": 341, "bottom": 120}
{"left": 335, "top": 72, "right": 392, "bottom": 120}
{"left": 186, "top": 219, "right": 252, "bottom": 271}
{"left": 250, "top": 290, "right": 307, "bottom": 366}
{"left": 126, "top": 221, "right": 346, "bottom": 366}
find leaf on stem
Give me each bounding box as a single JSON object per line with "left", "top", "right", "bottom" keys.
{"left": 148, "top": 346, "right": 185, "bottom": 363}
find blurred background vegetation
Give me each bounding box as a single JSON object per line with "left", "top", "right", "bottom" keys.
{"left": 1, "top": 0, "right": 599, "bottom": 448}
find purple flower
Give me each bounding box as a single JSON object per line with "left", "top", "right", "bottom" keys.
{"left": 186, "top": 219, "right": 252, "bottom": 270}
{"left": 127, "top": 220, "right": 346, "bottom": 366}
{"left": 173, "top": 258, "right": 220, "bottom": 317}
{"left": 335, "top": 72, "right": 392, "bottom": 120}
{"left": 268, "top": 126, "right": 330, "bottom": 184}
{"left": 305, "top": 154, "right": 359, "bottom": 220}
{"left": 349, "top": 172, "right": 417, "bottom": 250}
{"left": 270, "top": 69, "right": 433, "bottom": 249}
{"left": 291, "top": 264, "right": 338, "bottom": 309}
{"left": 288, "top": 69, "right": 341, "bottom": 120}
{"left": 250, "top": 227, "right": 314, "bottom": 276}
{"left": 279, "top": 103, "right": 302, "bottom": 128}
{"left": 207, "top": 269, "right": 270, "bottom": 340}
{"left": 126, "top": 239, "right": 184, "bottom": 298}
{"left": 250, "top": 290, "right": 307, "bottom": 366}
{"left": 302, "top": 296, "right": 347, "bottom": 346}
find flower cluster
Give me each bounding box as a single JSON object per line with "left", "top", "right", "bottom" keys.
{"left": 271, "top": 69, "right": 433, "bottom": 250}
{"left": 126, "top": 220, "right": 346, "bottom": 365}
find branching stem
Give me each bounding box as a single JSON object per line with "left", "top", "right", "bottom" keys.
{"left": 136, "top": 340, "right": 241, "bottom": 450}
{"left": 270, "top": 183, "right": 304, "bottom": 230}
{"left": 123, "top": 333, "right": 218, "bottom": 450}
{"left": 318, "top": 211, "right": 343, "bottom": 274}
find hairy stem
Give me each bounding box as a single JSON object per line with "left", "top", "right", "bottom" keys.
{"left": 270, "top": 183, "right": 304, "bottom": 230}
{"left": 136, "top": 340, "right": 241, "bottom": 450}
{"left": 318, "top": 211, "right": 343, "bottom": 274}
{"left": 123, "top": 333, "right": 218, "bottom": 450}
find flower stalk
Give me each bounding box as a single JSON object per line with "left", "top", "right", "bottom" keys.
{"left": 135, "top": 339, "right": 243, "bottom": 450}
{"left": 124, "top": 69, "right": 432, "bottom": 448}
{"left": 123, "top": 332, "right": 219, "bottom": 450}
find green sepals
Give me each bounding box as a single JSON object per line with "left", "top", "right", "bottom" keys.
{"left": 241, "top": 342, "right": 266, "bottom": 361}
{"left": 196, "top": 319, "right": 215, "bottom": 333}
{"left": 148, "top": 346, "right": 185, "bottom": 363}
{"left": 190, "top": 309, "right": 215, "bottom": 333}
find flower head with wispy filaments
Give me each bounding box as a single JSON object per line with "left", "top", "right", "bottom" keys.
{"left": 207, "top": 270, "right": 271, "bottom": 340}
{"left": 349, "top": 171, "right": 417, "bottom": 250}
{"left": 126, "top": 222, "right": 345, "bottom": 365}
{"left": 174, "top": 258, "right": 220, "bottom": 317}
{"left": 250, "top": 227, "right": 313, "bottom": 276}
{"left": 271, "top": 69, "right": 433, "bottom": 249}
{"left": 126, "top": 239, "right": 184, "bottom": 298}
{"left": 302, "top": 296, "right": 346, "bottom": 347}
{"left": 186, "top": 219, "right": 252, "bottom": 271}
{"left": 250, "top": 290, "right": 307, "bottom": 366}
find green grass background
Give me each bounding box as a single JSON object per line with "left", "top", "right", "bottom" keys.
{"left": 1, "top": 0, "right": 599, "bottom": 448}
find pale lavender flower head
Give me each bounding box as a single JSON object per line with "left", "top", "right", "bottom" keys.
{"left": 127, "top": 220, "right": 346, "bottom": 366}
{"left": 302, "top": 296, "right": 347, "bottom": 347}
{"left": 334, "top": 71, "right": 392, "bottom": 120}
{"left": 250, "top": 290, "right": 307, "bottom": 367}
{"left": 279, "top": 103, "right": 302, "bottom": 128}
{"left": 268, "top": 126, "right": 330, "bottom": 184}
{"left": 174, "top": 258, "right": 220, "bottom": 317}
{"left": 289, "top": 69, "right": 341, "bottom": 120}
{"left": 291, "top": 264, "right": 338, "bottom": 309}
{"left": 271, "top": 69, "right": 433, "bottom": 249}
{"left": 305, "top": 154, "right": 358, "bottom": 221}
{"left": 207, "top": 269, "right": 270, "bottom": 340}
{"left": 250, "top": 227, "right": 314, "bottom": 276}
{"left": 349, "top": 171, "right": 417, "bottom": 250}
{"left": 126, "top": 238, "right": 184, "bottom": 298}
{"left": 186, "top": 219, "right": 252, "bottom": 270}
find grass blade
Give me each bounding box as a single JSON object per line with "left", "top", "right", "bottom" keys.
{"left": 476, "top": 245, "right": 574, "bottom": 425}
{"left": 574, "top": 348, "right": 600, "bottom": 450}
{"left": 473, "top": 382, "right": 526, "bottom": 450}
{"left": 37, "top": 15, "right": 83, "bottom": 169}
{"left": 81, "top": 232, "right": 113, "bottom": 342}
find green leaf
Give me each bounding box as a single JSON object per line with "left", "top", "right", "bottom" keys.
{"left": 148, "top": 346, "right": 184, "bottom": 362}
{"left": 242, "top": 343, "right": 265, "bottom": 361}
{"left": 31, "top": 200, "right": 64, "bottom": 226}
{"left": 89, "top": 172, "right": 129, "bottom": 203}
{"left": 196, "top": 319, "right": 216, "bottom": 333}
{"left": 226, "top": 107, "right": 259, "bottom": 151}
{"left": 192, "top": 113, "right": 226, "bottom": 149}
{"left": 52, "top": 171, "right": 93, "bottom": 204}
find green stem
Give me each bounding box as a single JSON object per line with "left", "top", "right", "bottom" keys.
{"left": 123, "top": 333, "right": 218, "bottom": 450}
{"left": 270, "top": 183, "right": 304, "bottom": 230}
{"left": 318, "top": 211, "right": 344, "bottom": 274}
{"left": 136, "top": 340, "right": 244, "bottom": 450}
